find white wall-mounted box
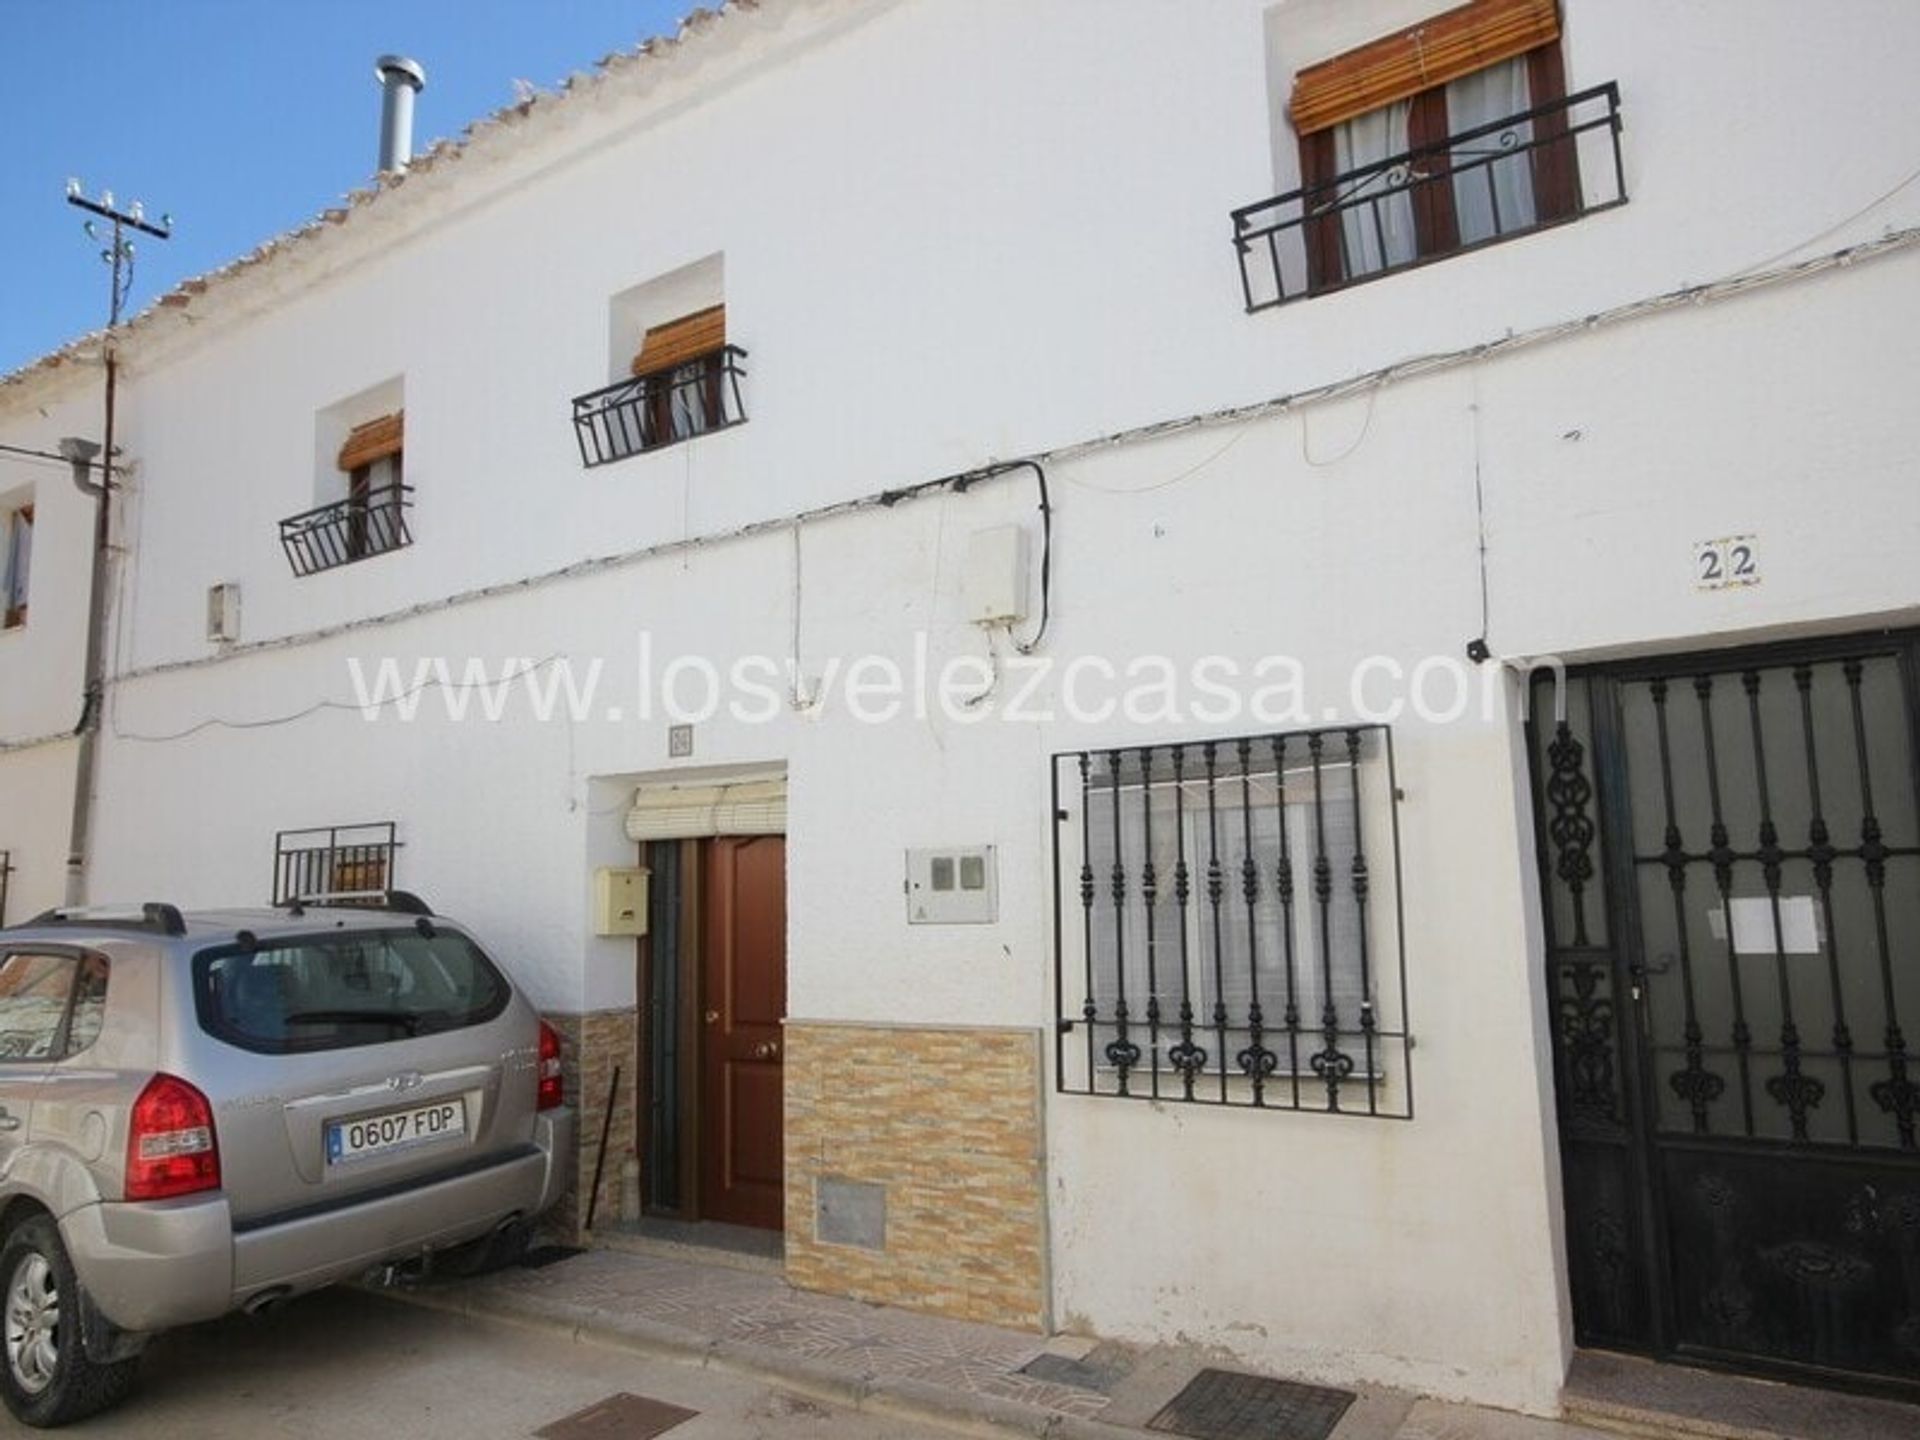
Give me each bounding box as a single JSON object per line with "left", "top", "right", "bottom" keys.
{"left": 906, "top": 845, "right": 997, "bottom": 924}
{"left": 963, "top": 525, "right": 1029, "bottom": 627}
{"left": 593, "top": 866, "right": 650, "bottom": 937}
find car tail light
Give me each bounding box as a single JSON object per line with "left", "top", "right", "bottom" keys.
{"left": 126, "top": 1073, "right": 221, "bottom": 1201}
{"left": 537, "top": 1020, "right": 565, "bottom": 1111}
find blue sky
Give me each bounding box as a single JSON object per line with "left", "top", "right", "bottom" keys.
{"left": 1, "top": 1, "right": 692, "bottom": 376}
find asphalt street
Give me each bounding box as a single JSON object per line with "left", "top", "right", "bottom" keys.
{"left": 9, "top": 1286, "right": 959, "bottom": 1438}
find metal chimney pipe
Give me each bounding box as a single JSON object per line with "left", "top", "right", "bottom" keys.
{"left": 375, "top": 55, "right": 426, "bottom": 173}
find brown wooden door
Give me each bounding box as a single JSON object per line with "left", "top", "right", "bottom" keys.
{"left": 698, "top": 835, "right": 787, "bottom": 1230}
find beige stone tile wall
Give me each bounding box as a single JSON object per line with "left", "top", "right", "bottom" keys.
{"left": 784, "top": 1021, "right": 1048, "bottom": 1331}
{"left": 543, "top": 1007, "right": 639, "bottom": 1242}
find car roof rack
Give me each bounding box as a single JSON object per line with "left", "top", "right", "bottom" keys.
{"left": 278, "top": 889, "right": 434, "bottom": 919}
{"left": 20, "top": 902, "right": 189, "bottom": 938}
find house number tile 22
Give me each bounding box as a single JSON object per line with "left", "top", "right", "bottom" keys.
{"left": 1694, "top": 534, "right": 1760, "bottom": 591}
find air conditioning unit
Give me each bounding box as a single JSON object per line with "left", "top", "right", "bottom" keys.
{"left": 206, "top": 582, "right": 241, "bottom": 643}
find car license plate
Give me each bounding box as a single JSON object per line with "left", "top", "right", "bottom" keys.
{"left": 326, "top": 1099, "right": 466, "bottom": 1164}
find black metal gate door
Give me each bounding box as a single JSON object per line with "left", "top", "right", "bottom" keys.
{"left": 1529, "top": 633, "right": 1920, "bottom": 1396}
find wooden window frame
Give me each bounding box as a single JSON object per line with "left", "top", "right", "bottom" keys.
{"left": 1299, "top": 43, "right": 1576, "bottom": 294}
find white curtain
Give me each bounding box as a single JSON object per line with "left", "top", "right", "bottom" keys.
{"left": 1087, "top": 768, "right": 1371, "bottom": 1075}
{"left": 1331, "top": 99, "right": 1417, "bottom": 278}
{"left": 668, "top": 359, "right": 715, "bottom": 440}
{"left": 1447, "top": 57, "right": 1536, "bottom": 245}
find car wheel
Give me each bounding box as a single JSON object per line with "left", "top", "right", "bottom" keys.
{"left": 0, "top": 1217, "right": 139, "bottom": 1427}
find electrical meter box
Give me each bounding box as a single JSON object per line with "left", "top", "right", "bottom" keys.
{"left": 593, "top": 866, "right": 650, "bottom": 937}
{"left": 905, "top": 846, "right": 997, "bottom": 924}
{"left": 963, "top": 525, "right": 1029, "bottom": 627}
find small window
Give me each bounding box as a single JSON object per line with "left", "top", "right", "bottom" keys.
{"left": 0, "top": 952, "right": 79, "bottom": 1062}
{"left": 284, "top": 385, "right": 412, "bottom": 578}
{"left": 272, "top": 822, "right": 400, "bottom": 906}
{"left": 194, "top": 928, "right": 511, "bottom": 1055}
{"left": 2, "top": 500, "right": 33, "bottom": 631}
{"left": 574, "top": 257, "right": 747, "bottom": 468}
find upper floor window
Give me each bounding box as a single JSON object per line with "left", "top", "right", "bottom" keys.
{"left": 2, "top": 498, "right": 32, "bottom": 631}
{"left": 282, "top": 407, "right": 413, "bottom": 577}
{"left": 575, "top": 256, "right": 748, "bottom": 468}
{"left": 574, "top": 304, "right": 748, "bottom": 467}
{"left": 1233, "top": 0, "right": 1625, "bottom": 311}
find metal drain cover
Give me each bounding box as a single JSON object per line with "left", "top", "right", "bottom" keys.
{"left": 1148, "top": 1368, "right": 1355, "bottom": 1440}
{"left": 535, "top": 1392, "right": 698, "bottom": 1440}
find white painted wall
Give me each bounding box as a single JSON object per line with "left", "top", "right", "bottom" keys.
{"left": 0, "top": 383, "right": 105, "bottom": 920}
{"left": 7, "top": 0, "right": 1920, "bottom": 1412}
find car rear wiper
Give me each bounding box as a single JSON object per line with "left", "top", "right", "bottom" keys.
{"left": 280, "top": 1009, "right": 423, "bottom": 1035}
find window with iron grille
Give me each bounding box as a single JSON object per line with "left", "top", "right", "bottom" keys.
{"left": 1054, "top": 727, "right": 1411, "bottom": 1117}
{"left": 272, "top": 823, "right": 400, "bottom": 906}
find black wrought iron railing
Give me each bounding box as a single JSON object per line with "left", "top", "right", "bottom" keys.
{"left": 279, "top": 487, "right": 414, "bottom": 578}
{"left": 1054, "top": 726, "right": 1411, "bottom": 1117}
{"left": 1232, "top": 82, "right": 1626, "bottom": 312}
{"left": 273, "top": 822, "right": 400, "bottom": 906}
{"left": 572, "top": 345, "right": 748, "bottom": 469}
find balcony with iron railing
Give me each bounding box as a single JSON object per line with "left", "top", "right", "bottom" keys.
{"left": 279, "top": 486, "right": 414, "bottom": 578}
{"left": 1232, "top": 82, "right": 1625, "bottom": 312}
{"left": 273, "top": 822, "right": 400, "bottom": 905}
{"left": 571, "top": 345, "right": 748, "bottom": 469}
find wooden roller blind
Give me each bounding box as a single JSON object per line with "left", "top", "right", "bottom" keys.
{"left": 631, "top": 304, "right": 726, "bottom": 377}
{"left": 337, "top": 411, "right": 404, "bottom": 471}
{"left": 1290, "top": 0, "right": 1559, "bottom": 135}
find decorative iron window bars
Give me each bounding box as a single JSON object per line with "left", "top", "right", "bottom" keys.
{"left": 1054, "top": 726, "right": 1411, "bottom": 1117}
{"left": 279, "top": 486, "right": 414, "bottom": 578}
{"left": 572, "top": 345, "right": 748, "bottom": 469}
{"left": 1232, "top": 82, "right": 1625, "bottom": 313}
{"left": 273, "top": 823, "right": 400, "bottom": 906}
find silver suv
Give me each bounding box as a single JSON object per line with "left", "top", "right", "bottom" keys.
{"left": 0, "top": 896, "right": 575, "bottom": 1426}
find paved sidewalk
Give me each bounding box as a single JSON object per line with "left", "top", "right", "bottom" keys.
{"left": 384, "top": 1244, "right": 1626, "bottom": 1440}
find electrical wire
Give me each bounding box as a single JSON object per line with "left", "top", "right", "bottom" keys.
{"left": 109, "top": 655, "right": 564, "bottom": 743}
{"left": 1723, "top": 160, "right": 1920, "bottom": 281}
{"left": 1062, "top": 419, "right": 1257, "bottom": 495}
{"left": 0, "top": 443, "right": 78, "bottom": 471}
{"left": 1299, "top": 378, "right": 1383, "bottom": 467}
{"left": 1467, "top": 365, "right": 1492, "bottom": 661}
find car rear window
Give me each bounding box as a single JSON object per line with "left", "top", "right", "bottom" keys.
{"left": 193, "top": 928, "right": 512, "bottom": 1054}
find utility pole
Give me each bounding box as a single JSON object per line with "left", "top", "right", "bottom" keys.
{"left": 60, "top": 180, "right": 170, "bottom": 907}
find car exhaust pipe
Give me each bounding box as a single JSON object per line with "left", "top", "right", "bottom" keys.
{"left": 242, "top": 1287, "right": 292, "bottom": 1316}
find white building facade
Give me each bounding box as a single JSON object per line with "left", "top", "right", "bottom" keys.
{"left": 4, "top": 0, "right": 1919, "bottom": 1415}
